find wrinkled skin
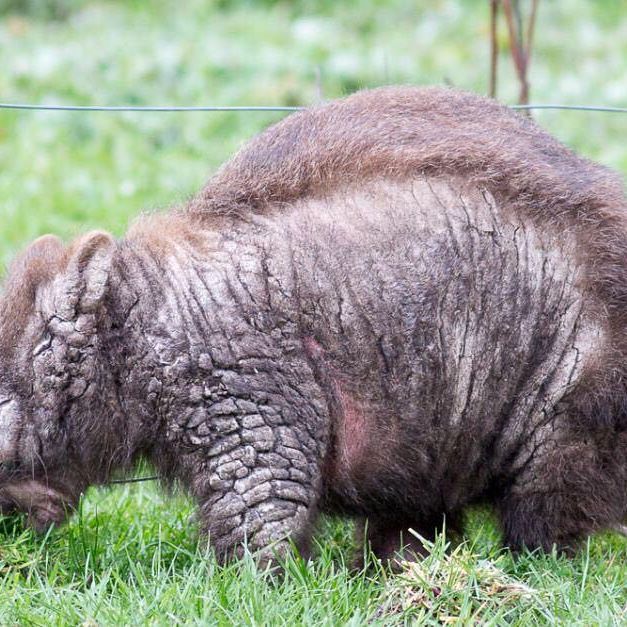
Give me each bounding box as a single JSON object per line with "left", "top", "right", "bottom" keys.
{"left": 0, "top": 86, "right": 626, "bottom": 567}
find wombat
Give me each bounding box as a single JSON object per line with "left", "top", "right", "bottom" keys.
{"left": 0, "top": 86, "right": 626, "bottom": 566}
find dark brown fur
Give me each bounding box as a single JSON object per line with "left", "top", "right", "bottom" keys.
{"left": 0, "top": 86, "right": 626, "bottom": 566}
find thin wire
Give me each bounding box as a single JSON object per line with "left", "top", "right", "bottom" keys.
{"left": 0, "top": 103, "right": 304, "bottom": 112}
{"left": 511, "top": 104, "right": 627, "bottom": 113}
{"left": 0, "top": 102, "right": 626, "bottom": 113}
{"left": 110, "top": 475, "right": 159, "bottom": 484}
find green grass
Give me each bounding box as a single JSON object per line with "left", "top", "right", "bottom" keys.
{"left": 0, "top": 0, "right": 626, "bottom": 624}
{"left": 0, "top": 489, "right": 625, "bottom": 625}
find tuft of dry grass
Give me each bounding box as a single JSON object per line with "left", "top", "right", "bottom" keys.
{"left": 374, "top": 531, "right": 544, "bottom": 624}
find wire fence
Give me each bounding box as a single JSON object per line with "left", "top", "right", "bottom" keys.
{"left": 0, "top": 103, "right": 304, "bottom": 112}
{"left": 1, "top": 102, "right": 627, "bottom": 113}
{"left": 3, "top": 94, "right": 625, "bottom": 486}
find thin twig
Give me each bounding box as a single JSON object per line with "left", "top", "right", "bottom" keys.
{"left": 489, "top": 0, "right": 500, "bottom": 98}
{"left": 526, "top": 0, "right": 539, "bottom": 66}
{"left": 513, "top": 0, "right": 525, "bottom": 50}
{"left": 501, "top": 0, "right": 529, "bottom": 105}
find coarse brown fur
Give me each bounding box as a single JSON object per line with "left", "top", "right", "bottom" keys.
{"left": 0, "top": 86, "right": 626, "bottom": 566}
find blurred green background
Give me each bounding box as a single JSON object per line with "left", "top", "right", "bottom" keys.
{"left": 0, "top": 0, "right": 626, "bottom": 268}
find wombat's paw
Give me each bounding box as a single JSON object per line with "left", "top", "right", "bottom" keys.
{"left": 252, "top": 539, "right": 315, "bottom": 581}
{"left": 0, "top": 480, "right": 74, "bottom": 533}
{"left": 26, "top": 503, "right": 68, "bottom": 533}
{"left": 251, "top": 546, "right": 288, "bottom": 577}
{"left": 219, "top": 538, "right": 304, "bottom": 576}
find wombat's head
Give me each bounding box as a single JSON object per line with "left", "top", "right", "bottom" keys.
{"left": 0, "top": 232, "right": 116, "bottom": 531}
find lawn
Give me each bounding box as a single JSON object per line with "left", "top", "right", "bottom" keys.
{"left": 0, "top": 0, "right": 626, "bottom": 624}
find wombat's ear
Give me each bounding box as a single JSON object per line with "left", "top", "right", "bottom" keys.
{"left": 5, "top": 234, "right": 65, "bottom": 292}
{"left": 0, "top": 235, "right": 66, "bottom": 328}
{"left": 53, "top": 231, "right": 116, "bottom": 317}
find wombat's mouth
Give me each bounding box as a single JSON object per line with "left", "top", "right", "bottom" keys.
{"left": 0, "top": 479, "right": 75, "bottom": 533}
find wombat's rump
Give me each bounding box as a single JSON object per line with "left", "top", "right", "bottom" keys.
{"left": 0, "top": 86, "right": 626, "bottom": 566}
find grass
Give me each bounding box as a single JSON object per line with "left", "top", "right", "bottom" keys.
{"left": 0, "top": 0, "right": 626, "bottom": 624}
{"left": 0, "top": 490, "right": 625, "bottom": 624}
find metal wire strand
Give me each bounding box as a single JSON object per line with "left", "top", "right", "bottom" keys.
{"left": 0, "top": 103, "right": 304, "bottom": 112}
{"left": 511, "top": 104, "right": 627, "bottom": 113}
{"left": 110, "top": 475, "right": 160, "bottom": 484}
{"left": 0, "top": 102, "right": 626, "bottom": 113}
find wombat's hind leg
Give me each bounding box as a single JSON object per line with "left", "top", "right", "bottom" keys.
{"left": 497, "top": 442, "right": 621, "bottom": 554}
{"left": 353, "top": 517, "right": 440, "bottom": 570}
{"left": 498, "top": 492, "right": 581, "bottom": 554}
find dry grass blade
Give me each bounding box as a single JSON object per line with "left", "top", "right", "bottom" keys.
{"left": 376, "top": 532, "right": 539, "bottom": 623}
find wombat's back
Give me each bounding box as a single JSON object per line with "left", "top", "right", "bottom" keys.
{"left": 144, "top": 86, "right": 626, "bottom": 556}
{"left": 191, "top": 86, "right": 624, "bottom": 220}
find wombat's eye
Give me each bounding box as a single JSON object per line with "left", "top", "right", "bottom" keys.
{"left": 0, "top": 460, "right": 18, "bottom": 474}
{"left": 32, "top": 333, "right": 53, "bottom": 357}
{"left": 0, "top": 445, "right": 19, "bottom": 480}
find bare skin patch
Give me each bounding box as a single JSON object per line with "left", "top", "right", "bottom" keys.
{"left": 334, "top": 383, "right": 368, "bottom": 469}
{"left": 303, "top": 336, "right": 371, "bottom": 479}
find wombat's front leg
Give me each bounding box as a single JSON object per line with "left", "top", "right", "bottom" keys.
{"left": 193, "top": 419, "right": 324, "bottom": 567}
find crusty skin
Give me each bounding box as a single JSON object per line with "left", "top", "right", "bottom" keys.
{"left": 0, "top": 86, "right": 626, "bottom": 565}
